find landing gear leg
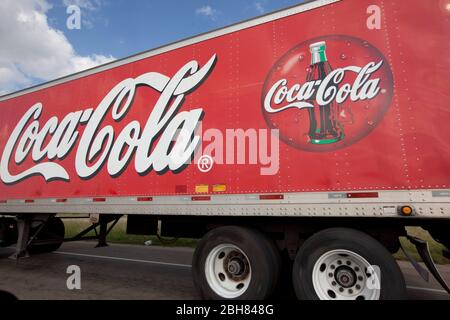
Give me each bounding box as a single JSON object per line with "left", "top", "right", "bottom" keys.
{"left": 95, "top": 214, "right": 121, "bottom": 248}
{"left": 96, "top": 216, "right": 109, "bottom": 248}
{"left": 9, "top": 215, "right": 32, "bottom": 259}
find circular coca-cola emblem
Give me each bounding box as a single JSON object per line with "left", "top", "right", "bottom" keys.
{"left": 261, "top": 35, "right": 393, "bottom": 152}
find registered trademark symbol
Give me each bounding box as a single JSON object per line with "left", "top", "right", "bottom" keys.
{"left": 198, "top": 155, "right": 213, "bottom": 173}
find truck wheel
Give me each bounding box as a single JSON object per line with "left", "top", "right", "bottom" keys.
{"left": 29, "top": 217, "right": 65, "bottom": 254}
{"left": 192, "top": 226, "right": 280, "bottom": 300}
{"left": 292, "top": 228, "right": 406, "bottom": 300}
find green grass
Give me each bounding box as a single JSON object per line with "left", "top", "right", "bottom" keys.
{"left": 62, "top": 216, "right": 198, "bottom": 248}
{"left": 394, "top": 227, "right": 450, "bottom": 265}
{"left": 60, "top": 216, "right": 449, "bottom": 264}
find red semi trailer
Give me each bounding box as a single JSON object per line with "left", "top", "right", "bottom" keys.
{"left": 0, "top": 0, "right": 449, "bottom": 300}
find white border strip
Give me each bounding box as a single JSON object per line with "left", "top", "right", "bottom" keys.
{"left": 1, "top": 190, "right": 449, "bottom": 218}
{"left": 0, "top": 0, "right": 340, "bottom": 102}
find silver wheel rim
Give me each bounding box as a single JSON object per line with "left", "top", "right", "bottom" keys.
{"left": 205, "top": 243, "right": 252, "bottom": 298}
{"left": 312, "top": 249, "right": 381, "bottom": 300}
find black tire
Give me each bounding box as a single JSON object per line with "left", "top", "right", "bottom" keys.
{"left": 292, "top": 228, "right": 406, "bottom": 300}
{"left": 273, "top": 250, "right": 296, "bottom": 300}
{"left": 0, "top": 218, "right": 17, "bottom": 248}
{"left": 29, "top": 217, "right": 65, "bottom": 254}
{"left": 192, "top": 226, "right": 281, "bottom": 300}
{"left": 0, "top": 290, "right": 18, "bottom": 301}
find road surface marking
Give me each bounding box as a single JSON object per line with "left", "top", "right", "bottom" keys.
{"left": 54, "top": 251, "right": 192, "bottom": 268}
{"left": 406, "top": 286, "right": 447, "bottom": 294}
{"left": 53, "top": 251, "right": 448, "bottom": 295}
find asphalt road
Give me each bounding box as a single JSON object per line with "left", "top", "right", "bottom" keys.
{"left": 0, "top": 241, "right": 449, "bottom": 300}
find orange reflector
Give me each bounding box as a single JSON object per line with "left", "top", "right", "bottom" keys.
{"left": 195, "top": 184, "right": 209, "bottom": 193}
{"left": 259, "top": 194, "right": 284, "bottom": 200}
{"left": 400, "top": 206, "right": 413, "bottom": 216}
{"left": 212, "top": 184, "right": 227, "bottom": 192}
{"left": 137, "top": 197, "right": 153, "bottom": 202}
{"left": 192, "top": 196, "right": 211, "bottom": 201}
{"left": 346, "top": 192, "right": 379, "bottom": 198}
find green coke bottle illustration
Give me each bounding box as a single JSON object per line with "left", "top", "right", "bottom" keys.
{"left": 306, "top": 41, "right": 344, "bottom": 145}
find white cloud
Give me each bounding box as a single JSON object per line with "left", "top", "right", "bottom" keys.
{"left": 254, "top": 2, "right": 265, "bottom": 14}
{"left": 0, "top": 0, "right": 115, "bottom": 95}
{"left": 195, "top": 5, "right": 218, "bottom": 20}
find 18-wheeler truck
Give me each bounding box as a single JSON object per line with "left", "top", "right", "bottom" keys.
{"left": 0, "top": 0, "right": 449, "bottom": 300}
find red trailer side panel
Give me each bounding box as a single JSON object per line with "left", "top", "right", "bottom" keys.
{"left": 0, "top": 0, "right": 448, "bottom": 199}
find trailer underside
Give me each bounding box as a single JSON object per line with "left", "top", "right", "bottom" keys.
{"left": 1, "top": 208, "right": 449, "bottom": 299}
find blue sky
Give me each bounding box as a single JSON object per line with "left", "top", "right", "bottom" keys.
{"left": 0, "top": 0, "right": 304, "bottom": 95}
{"left": 50, "top": 0, "right": 302, "bottom": 59}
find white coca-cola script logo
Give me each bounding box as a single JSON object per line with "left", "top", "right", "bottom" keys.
{"left": 264, "top": 61, "right": 383, "bottom": 113}
{"left": 0, "top": 55, "right": 217, "bottom": 184}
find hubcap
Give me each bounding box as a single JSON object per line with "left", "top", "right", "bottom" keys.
{"left": 224, "top": 250, "right": 249, "bottom": 281}
{"left": 205, "top": 244, "right": 252, "bottom": 298}
{"left": 335, "top": 266, "right": 356, "bottom": 288}
{"left": 312, "top": 249, "right": 381, "bottom": 300}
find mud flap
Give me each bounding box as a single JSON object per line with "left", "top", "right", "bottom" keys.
{"left": 406, "top": 235, "right": 450, "bottom": 294}
{"left": 444, "top": 249, "right": 450, "bottom": 260}
{"left": 400, "top": 240, "right": 429, "bottom": 282}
